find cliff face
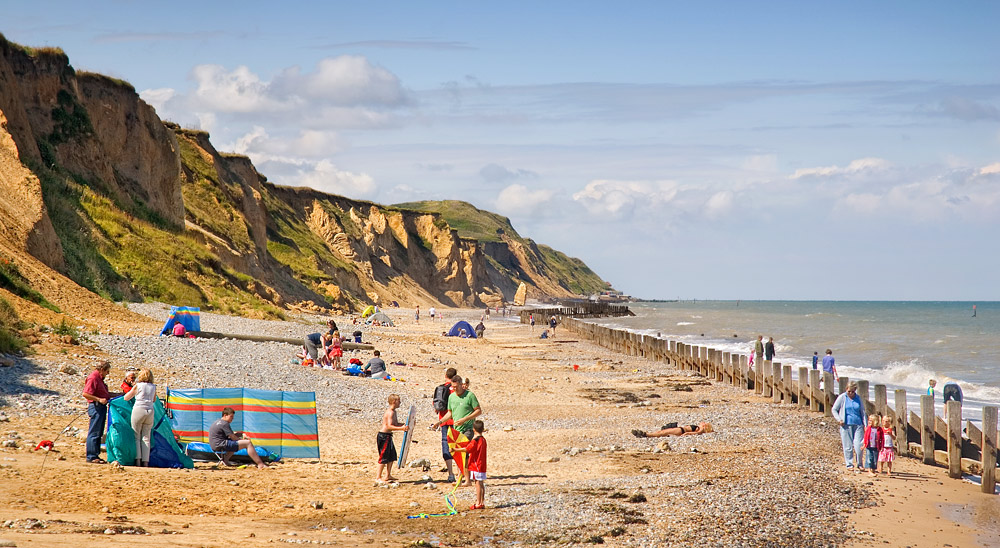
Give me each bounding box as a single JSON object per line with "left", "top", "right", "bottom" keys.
{"left": 0, "top": 34, "right": 606, "bottom": 317}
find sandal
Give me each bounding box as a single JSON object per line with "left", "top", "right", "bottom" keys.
{"left": 469, "top": 504, "right": 484, "bottom": 510}
{"left": 631, "top": 429, "right": 647, "bottom": 438}
{"left": 87, "top": 458, "right": 107, "bottom": 464}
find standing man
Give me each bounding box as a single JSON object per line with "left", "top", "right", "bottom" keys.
{"left": 82, "top": 361, "right": 119, "bottom": 464}
{"left": 812, "top": 352, "right": 819, "bottom": 370}
{"left": 432, "top": 374, "right": 483, "bottom": 486}
{"left": 754, "top": 335, "right": 764, "bottom": 367}
{"left": 764, "top": 337, "right": 775, "bottom": 362}
{"left": 431, "top": 367, "right": 458, "bottom": 482}
{"left": 208, "top": 407, "right": 268, "bottom": 469}
{"left": 549, "top": 316, "right": 558, "bottom": 337}
{"left": 822, "top": 349, "right": 837, "bottom": 377}
{"left": 429, "top": 306, "right": 436, "bottom": 322}
{"left": 415, "top": 305, "right": 420, "bottom": 324}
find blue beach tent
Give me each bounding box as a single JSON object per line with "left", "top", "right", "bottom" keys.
{"left": 446, "top": 320, "right": 477, "bottom": 338}
{"left": 106, "top": 396, "right": 194, "bottom": 468}
{"left": 159, "top": 306, "right": 200, "bottom": 335}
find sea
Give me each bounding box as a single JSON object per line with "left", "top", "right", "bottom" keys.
{"left": 587, "top": 301, "right": 1000, "bottom": 425}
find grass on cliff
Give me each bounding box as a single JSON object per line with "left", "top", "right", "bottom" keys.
{"left": 176, "top": 135, "right": 254, "bottom": 253}
{"left": 0, "top": 297, "right": 27, "bottom": 354}
{"left": 0, "top": 259, "right": 60, "bottom": 312}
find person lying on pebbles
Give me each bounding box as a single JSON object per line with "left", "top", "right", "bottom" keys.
{"left": 632, "top": 422, "right": 713, "bottom": 438}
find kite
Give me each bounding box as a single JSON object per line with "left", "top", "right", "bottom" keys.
{"left": 407, "top": 427, "right": 472, "bottom": 519}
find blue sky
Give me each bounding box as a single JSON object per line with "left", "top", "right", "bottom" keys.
{"left": 6, "top": 1, "right": 1000, "bottom": 300}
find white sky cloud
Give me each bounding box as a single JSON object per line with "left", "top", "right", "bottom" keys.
{"left": 494, "top": 184, "right": 555, "bottom": 215}
{"left": 790, "top": 157, "right": 891, "bottom": 179}
{"left": 572, "top": 179, "right": 679, "bottom": 219}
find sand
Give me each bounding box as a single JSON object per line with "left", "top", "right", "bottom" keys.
{"left": 0, "top": 307, "right": 995, "bottom": 547}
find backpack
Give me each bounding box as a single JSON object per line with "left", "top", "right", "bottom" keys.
{"left": 432, "top": 383, "right": 450, "bottom": 413}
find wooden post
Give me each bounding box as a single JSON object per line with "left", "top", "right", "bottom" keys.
{"left": 722, "top": 352, "right": 731, "bottom": 384}
{"left": 838, "top": 377, "right": 848, "bottom": 395}
{"left": 875, "top": 385, "right": 887, "bottom": 418}
{"left": 810, "top": 369, "right": 821, "bottom": 412}
{"left": 921, "top": 395, "right": 935, "bottom": 465}
{"left": 823, "top": 372, "right": 834, "bottom": 417}
{"left": 857, "top": 380, "right": 869, "bottom": 409}
{"left": 783, "top": 364, "right": 793, "bottom": 403}
{"left": 798, "top": 367, "right": 809, "bottom": 408}
{"left": 754, "top": 359, "right": 763, "bottom": 395}
{"left": 947, "top": 401, "right": 962, "bottom": 478}
{"left": 761, "top": 360, "right": 772, "bottom": 398}
{"left": 772, "top": 362, "right": 782, "bottom": 403}
{"left": 894, "top": 390, "right": 908, "bottom": 457}
{"left": 983, "top": 406, "right": 997, "bottom": 495}
{"left": 740, "top": 355, "right": 749, "bottom": 390}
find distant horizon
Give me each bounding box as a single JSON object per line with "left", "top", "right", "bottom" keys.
{"left": 5, "top": 1, "right": 998, "bottom": 300}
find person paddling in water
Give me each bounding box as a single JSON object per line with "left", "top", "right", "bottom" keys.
{"left": 632, "top": 422, "right": 713, "bottom": 438}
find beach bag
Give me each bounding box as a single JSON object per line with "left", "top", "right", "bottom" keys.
{"left": 432, "top": 383, "right": 450, "bottom": 413}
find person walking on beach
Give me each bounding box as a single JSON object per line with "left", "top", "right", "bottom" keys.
{"left": 832, "top": 381, "right": 867, "bottom": 472}
{"left": 764, "top": 337, "right": 775, "bottom": 362}
{"left": 429, "top": 306, "right": 436, "bottom": 321}
{"left": 822, "top": 349, "right": 837, "bottom": 378}
{"left": 529, "top": 314, "right": 535, "bottom": 332}
{"left": 878, "top": 416, "right": 896, "bottom": 476}
{"left": 82, "top": 361, "right": 120, "bottom": 464}
{"left": 122, "top": 368, "right": 156, "bottom": 467}
{"left": 862, "top": 414, "right": 883, "bottom": 477}
{"left": 415, "top": 305, "right": 420, "bottom": 324}
{"left": 754, "top": 336, "right": 764, "bottom": 366}
{"left": 549, "top": 316, "right": 558, "bottom": 337}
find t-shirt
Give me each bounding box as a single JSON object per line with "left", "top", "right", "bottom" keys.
{"left": 448, "top": 390, "right": 480, "bottom": 434}
{"left": 365, "top": 357, "right": 386, "bottom": 375}
{"left": 131, "top": 382, "right": 157, "bottom": 411}
{"left": 208, "top": 418, "right": 236, "bottom": 451}
{"left": 306, "top": 332, "right": 323, "bottom": 345}
{"left": 844, "top": 395, "right": 863, "bottom": 426}
{"left": 467, "top": 436, "right": 487, "bottom": 473}
{"left": 822, "top": 355, "right": 835, "bottom": 373}
{"left": 84, "top": 370, "right": 110, "bottom": 401}
{"left": 812, "top": 355, "right": 819, "bottom": 368}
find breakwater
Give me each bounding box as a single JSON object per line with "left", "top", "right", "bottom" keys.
{"left": 521, "top": 309, "right": 999, "bottom": 495}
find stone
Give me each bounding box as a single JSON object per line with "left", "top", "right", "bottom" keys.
{"left": 309, "top": 501, "right": 323, "bottom": 509}
{"left": 503, "top": 426, "right": 515, "bottom": 432}
{"left": 0, "top": 357, "right": 14, "bottom": 367}
{"left": 59, "top": 364, "right": 77, "bottom": 375}
{"left": 546, "top": 456, "right": 560, "bottom": 463}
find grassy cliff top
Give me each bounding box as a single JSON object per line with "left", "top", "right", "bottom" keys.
{"left": 393, "top": 200, "right": 520, "bottom": 243}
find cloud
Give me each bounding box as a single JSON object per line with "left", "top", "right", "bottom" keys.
{"left": 479, "top": 163, "right": 537, "bottom": 183}
{"left": 572, "top": 179, "right": 679, "bottom": 219}
{"left": 292, "top": 159, "right": 375, "bottom": 197}
{"left": 979, "top": 162, "right": 1000, "bottom": 176}
{"left": 917, "top": 97, "right": 1000, "bottom": 122}
{"left": 791, "top": 157, "right": 891, "bottom": 179}
{"left": 227, "top": 126, "right": 343, "bottom": 161}
{"left": 139, "top": 87, "right": 176, "bottom": 113}
{"left": 704, "top": 191, "right": 735, "bottom": 219}
{"left": 494, "top": 184, "right": 555, "bottom": 215}
{"left": 273, "top": 56, "right": 406, "bottom": 107}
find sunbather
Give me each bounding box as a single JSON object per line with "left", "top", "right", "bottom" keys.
{"left": 632, "top": 422, "right": 713, "bottom": 438}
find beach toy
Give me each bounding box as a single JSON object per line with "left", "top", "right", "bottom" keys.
{"left": 572, "top": 364, "right": 579, "bottom": 371}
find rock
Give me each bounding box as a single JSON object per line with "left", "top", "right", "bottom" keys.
{"left": 104, "top": 528, "right": 116, "bottom": 535}
{"left": 568, "top": 448, "right": 581, "bottom": 456}
{"left": 409, "top": 502, "right": 420, "bottom": 508}
{"left": 101, "top": 507, "right": 110, "bottom": 513}
{"left": 423, "top": 482, "right": 437, "bottom": 490}
{"left": 656, "top": 441, "right": 671, "bottom": 452}
{"left": 503, "top": 426, "right": 515, "bottom": 432}
{"left": 309, "top": 501, "right": 323, "bottom": 509}
{"left": 545, "top": 456, "right": 560, "bottom": 463}
{"left": 283, "top": 504, "right": 294, "bottom": 508}
{"left": 59, "top": 364, "right": 77, "bottom": 375}
{"left": 0, "top": 540, "right": 16, "bottom": 547}
{"left": 1, "top": 441, "right": 17, "bottom": 448}
{"left": 0, "top": 357, "right": 14, "bottom": 367}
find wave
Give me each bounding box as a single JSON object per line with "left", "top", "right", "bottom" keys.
{"left": 676, "top": 322, "right": 695, "bottom": 326}
{"left": 836, "top": 360, "right": 1000, "bottom": 403}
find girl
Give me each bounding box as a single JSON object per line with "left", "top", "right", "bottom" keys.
{"left": 879, "top": 416, "right": 896, "bottom": 476}
{"left": 327, "top": 330, "right": 343, "bottom": 370}
{"left": 862, "top": 414, "right": 883, "bottom": 477}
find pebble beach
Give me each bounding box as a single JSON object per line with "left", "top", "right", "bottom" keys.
{"left": 0, "top": 303, "right": 989, "bottom": 547}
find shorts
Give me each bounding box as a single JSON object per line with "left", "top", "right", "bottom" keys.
{"left": 214, "top": 439, "right": 241, "bottom": 453}
{"left": 470, "top": 471, "right": 486, "bottom": 482}
{"left": 377, "top": 432, "right": 397, "bottom": 464}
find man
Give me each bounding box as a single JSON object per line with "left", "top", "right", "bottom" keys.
{"left": 764, "top": 337, "right": 775, "bottom": 362}
{"left": 942, "top": 382, "right": 963, "bottom": 420}
{"left": 754, "top": 335, "right": 764, "bottom": 366}
{"left": 431, "top": 374, "right": 483, "bottom": 486}
{"left": 208, "top": 407, "right": 268, "bottom": 469}
{"left": 431, "top": 367, "right": 458, "bottom": 482}
{"left": 812, "top": 352, "right": 819, "bottom": 370}
{"left": 429, "top": 306, "right": 436, "bottom": 321}
{"left": 474, "top": 321, "right": 485, "bottom": 338}
{"left": 82, "top": 361, "right": 120, "bottom": 464}
{"left": 363, "top": 350, "right": 386, "bottom": 377}
{"left": 822, "top": 349, "right": 836, "bottom": 376}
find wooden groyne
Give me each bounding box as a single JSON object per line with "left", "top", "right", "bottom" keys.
{"left": 519, "top": 302, "right": 634, "bottom": 322}
{"left": 190, "top": 330, "right": 375, "bottom": 351}
{"left": 534, "top": 314, "right": 998, "bottom": 495}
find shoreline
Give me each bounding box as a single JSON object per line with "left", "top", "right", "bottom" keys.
{"left": 0, "top": 303, "right": 991, "bottom": 546}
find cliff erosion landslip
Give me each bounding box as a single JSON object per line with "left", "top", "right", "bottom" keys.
{"left": 0, "top": 33, "right": 607, "bottom": 321}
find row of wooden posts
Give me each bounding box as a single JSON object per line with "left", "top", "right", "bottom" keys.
{"left": 520, "top": 311, "right": 999, "bottom": 495}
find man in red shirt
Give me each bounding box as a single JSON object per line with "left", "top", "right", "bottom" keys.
{"left": 82, "top": 361, "right": 120, "bottom": 463}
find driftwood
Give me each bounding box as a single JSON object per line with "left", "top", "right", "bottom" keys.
{"left": 189, "top": 330, "right": 374, "bottom": 351}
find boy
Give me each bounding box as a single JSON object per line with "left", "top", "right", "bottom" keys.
{"left": 927, "top": 379, "right": 937, "bottom": 399}
{"left": 453, "top": 419, "right": 488, "bottom": 510}
{"left": 376, "top": 394, "right": 409, "bottom": 482}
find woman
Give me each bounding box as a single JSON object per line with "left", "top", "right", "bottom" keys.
{"left": 632, "top": 422, "right": 713, "bottom": 438}
{"left": 123, "top": 369, "right": 157, "bottom": 467}
{"left": 831, "top": 381, "right": 867, "bottom": 472}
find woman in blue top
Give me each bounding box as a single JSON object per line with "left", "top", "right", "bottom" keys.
{"left": 831, "top": 381, "right": 867, "bottom": 472}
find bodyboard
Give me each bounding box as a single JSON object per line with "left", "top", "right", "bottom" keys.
{"left": 396, "top": 404, "right": 417, "bottom": 470}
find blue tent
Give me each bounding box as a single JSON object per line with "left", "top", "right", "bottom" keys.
{"left": 160, "top": 306, "right": 200, "bottom": 335}
{"left": 106, "top": 396, "right": 194, "bottom": 468}
{"left": 446, "top": 320, "right": 477, "bottom": 338}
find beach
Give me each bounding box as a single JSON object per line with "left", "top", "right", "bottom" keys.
{"left": 0, "top": 304, "right": 994, "bottom": 547}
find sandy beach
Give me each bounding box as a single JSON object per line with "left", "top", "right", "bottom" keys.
{"left": 0, "top": 305, "right": 995, "bottom": 547}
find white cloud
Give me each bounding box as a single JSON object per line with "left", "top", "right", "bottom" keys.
{"left": 494, "top": 184, "right": 555, "bottom": 215}
{"left": 572, "top": 179, "right": 678, "bottom": 219}
{"left": 979, "top": 162, "right": 1000, "bottom": 176}
{"left": 791, "top": 157, "right": 891, "bottom": 179}
{"left": 139, "top": 87, "right": 176, "bottom": 113}
{"left": 276, "top": 56, "right": 406, "bottom": 106}
{"left": 191, "top": 64, "right": 281, "bottom": 113}
{"left": 704, "top": 190, "right": 735, "bottom": 219}
{"left": 294, "top": 159, "right": 375, "bottom": 197}
{"left": 228, "top": 126, "right": 342, "bottom": 160}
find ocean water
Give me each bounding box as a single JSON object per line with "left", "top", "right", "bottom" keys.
{"left": 589, "top": 301, "right": 1000, "bottom": 424}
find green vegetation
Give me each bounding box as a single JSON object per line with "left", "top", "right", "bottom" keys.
{"left": 0, "top": 259, "right": 60, "bottom": 312}
{"left": 52, "top": 318, "right": 79, "bottom": 338}
{"left": 48, "top": 89, "right": 93, "bottom": 145}
{"left": 177, "top": 135, "right": 254, "bottom": 252}
{"left": 0, "top": 297, "right": 27, "bottom": 354}
{"left": 394, "top": 200, "right": 518, "bottom": 242}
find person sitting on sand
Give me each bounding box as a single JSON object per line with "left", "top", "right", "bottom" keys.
{"left": 362, "top": 350, "right": 386, "bottom": 377}
{"left": 631, "top": 422, "right": 713, "bottom": 438}
{"left": 208, "top": 407, "right": 268, "bottom": 469}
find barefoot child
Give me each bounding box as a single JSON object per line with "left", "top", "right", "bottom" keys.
{"left": 375, "top": 394, "right": 409, "bottom": 482}
{"left": 453, "top": 419, "right": 488, "bottom": 510}
{"left": 879, "top": 416, "right": 896, "bottom": 476}
{"left": 862, "top": 414, "right": 883, "bottom": 477}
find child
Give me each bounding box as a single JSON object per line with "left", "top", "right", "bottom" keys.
{"left": 927, "top": 379, "right": 937, "bottom": 400}
{"left": 862, "top": 414, "right": 884, "bottom": 477}
{"left": 375, "top": 394, "right": 408, "bottom": 482}
{"left": 879, "top": 416, "right": 896, "bottom": 476}
{"left": 327, "top": 330, "right": 343, "bottom": 370}
{"left": 454, "top": 419, "right": 488, "bottom": 510}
